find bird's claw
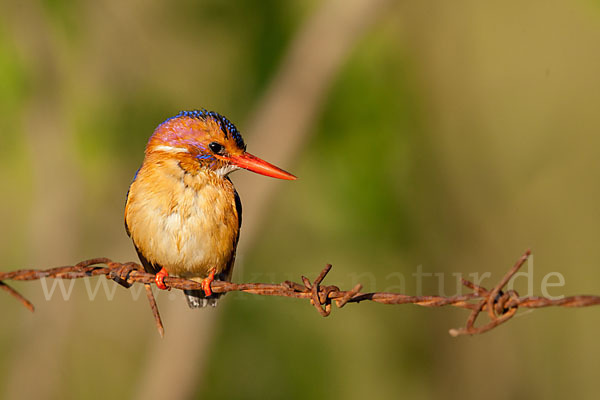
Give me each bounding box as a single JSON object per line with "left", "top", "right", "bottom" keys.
{"left": 201, "top": 268, "right": 216, "bottom": 297}
{"left": 155, "top": 267, "right": 170, "bottom": 290}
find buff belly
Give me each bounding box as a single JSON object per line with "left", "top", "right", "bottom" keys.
{"left": 125, "top": 161, "right": 239, "bottom": 280}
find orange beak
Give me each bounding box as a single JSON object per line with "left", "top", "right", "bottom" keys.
{"left": 228, "top": 152, "right": 297, "bottom": 180}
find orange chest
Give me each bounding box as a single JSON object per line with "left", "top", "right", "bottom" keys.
{"left": 125, "top": 160, "right": 240, "bottom": 278}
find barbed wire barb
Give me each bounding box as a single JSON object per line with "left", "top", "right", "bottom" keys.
{"left": 1, "top": 249, "right": 599, "bottom": 337}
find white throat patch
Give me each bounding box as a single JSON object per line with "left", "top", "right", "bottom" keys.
{"left": 214, "top": 164, "right": 240, "bottom": 177}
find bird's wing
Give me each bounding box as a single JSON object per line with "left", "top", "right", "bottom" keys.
{"left": 218, "top": 185, "right": 242, "bottom": 282}
{"left": 133, "top": 243, "right": 161, "bottom": 275}
{"left": 124, "top": 166, "right": 141, "bottom": 237}
{"left": 124, "top": 166, "right": 161, "bottom": 274}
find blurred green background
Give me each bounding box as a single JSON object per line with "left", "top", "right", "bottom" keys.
{"left": 2, "top": 0, "right": 600, "bottom": 399}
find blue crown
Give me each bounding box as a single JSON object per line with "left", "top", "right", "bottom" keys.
{"left": 163, "top": 109, "right": 246, "bottom": 150}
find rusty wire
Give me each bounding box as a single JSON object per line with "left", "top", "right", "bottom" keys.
{"left": 1, "top": 250, "right": 599, "bottom": 337}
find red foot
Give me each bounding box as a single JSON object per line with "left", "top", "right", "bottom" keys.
{"left": 201, "top": 268, "right": 216, "bottom": 297}
{"left": 155, "top": 267, "right": 170, "bottom": 290}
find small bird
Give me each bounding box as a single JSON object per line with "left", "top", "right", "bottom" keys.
{"left": 125, "top": 110, "right": 296, "bottom": 307}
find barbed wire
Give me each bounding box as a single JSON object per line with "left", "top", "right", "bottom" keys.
{"left": 1, "top": 250, "right": 599, "bottom": 337}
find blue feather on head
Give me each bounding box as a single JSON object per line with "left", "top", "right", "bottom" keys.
{"left": 163, "top": 109, "right": 246, "bottom": 151}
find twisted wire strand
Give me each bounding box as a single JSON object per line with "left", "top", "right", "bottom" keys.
{"left": 1, "top": 250, "right": 599, "bottom": 337}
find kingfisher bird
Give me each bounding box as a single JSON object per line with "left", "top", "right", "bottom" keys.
{"left": 125, "top": 110, "right": 296, "bottom": 308}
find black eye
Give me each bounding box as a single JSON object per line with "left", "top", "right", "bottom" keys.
{"left": 209, "top": 142, "right": 224, "bottom": 154}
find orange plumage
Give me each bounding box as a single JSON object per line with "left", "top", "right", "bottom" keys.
{"left": 125, "top": 110, "right": 295, "bottom": 307}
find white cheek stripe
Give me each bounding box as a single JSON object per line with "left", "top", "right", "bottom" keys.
{"left": 153, "top": 145, "right": 189, "bottom": 154}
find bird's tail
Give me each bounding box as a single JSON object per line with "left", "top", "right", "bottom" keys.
{"left": 184, "top": 290, "right": 222, "bottom": 308}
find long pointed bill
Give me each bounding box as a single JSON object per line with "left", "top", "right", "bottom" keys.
{"left": 228, "top": 152, "right": 297, "bottom": 180}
